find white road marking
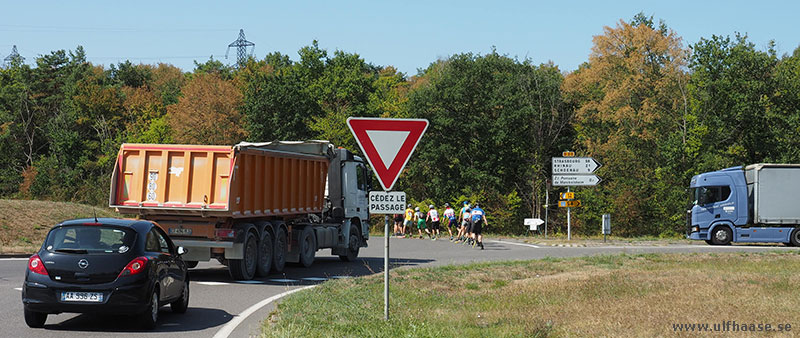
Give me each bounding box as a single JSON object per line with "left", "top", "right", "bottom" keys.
{"left": 235, "top": 280, "right": 264, "bottom": 284}
{"left": 490, "top": 240, "right": 540, "bottom": 248}
{"left": 0, "top": 258, "right": 29, "bottom": 261}
{"left": 301, "top": 277, "right": 328, "bottom": 282}
{"left": 330, "top": 275, "right": 352, "bottom": 279}
{"left": 212, "top": 285, "right": 316, "bottom": 338}
{"left": 196, "top": 281, "right": 231, "bottom": 286}
{"left": 14, "top": 287, "right": 22, "bottom": 291}
{"left": 268, "top": 278, "right": 299, "bottom": 283}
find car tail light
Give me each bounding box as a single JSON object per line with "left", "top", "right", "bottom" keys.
{"left": 215, "top": 229, "right": 236, "bottom": 239}
{"left": 28, "top": 254, "right": 48, "bottom": 275}
{"left": 118, "top": 256, "right": 148, "bottom": 277}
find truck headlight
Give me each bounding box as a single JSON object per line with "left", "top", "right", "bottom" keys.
{"left": 691, "top": 226, "right": 699, "bottom": 233}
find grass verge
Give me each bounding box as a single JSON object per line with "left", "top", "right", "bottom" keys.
{"left": 0, "top": 199, "right": 116, "bottom": 254}
{"left": 262, "top": 252, "right": 800, "bottom": 337}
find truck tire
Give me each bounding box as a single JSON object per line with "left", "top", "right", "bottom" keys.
{"left": 229, "top": 231, "right": 257, "bottom": 280}
{"left": 790, "top": 228, "right": 800, "bottom": 247}
{"left": 339, "top": 227, "right": 360, "bottom": 262}
{"left": 299, "top": 227, "right": 317, "bottom": 268}
{"left": 711, "top": 226, "right": 732, "bottom": 245}
{"left": 272, "top": 228, "right": 287, "bottom": 273}
{"left": 256, "top": 230, "right": 273, "bottom": 277}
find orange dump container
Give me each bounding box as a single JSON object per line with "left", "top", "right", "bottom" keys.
{"left": 110, "top": 143, "right": 330, "bottom": 218}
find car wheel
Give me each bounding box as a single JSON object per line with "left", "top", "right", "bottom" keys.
{"left": 272, "top": 229, "right": 287, "bottom": 273}
{"left": 339, "top": 227, "right": 360, "bottom": 262}
{"left": 711, "top": 226, "right": 732, "bottom": 245}
{"left": 23, "top": 308, "right": 47, "bottom": 328}
{"left": 256, "top": 230, "right": 273, "bottom": 277}
{"left": 299, "top": 227, "right": 317, "bottom": 268}
{"left": 185, "top": 261, "right": 198, "bottom": 269}
{"left": 229, "top": 231, "right": 257, "bottom": 280}
{"left": 141, "top": 288, "right": 159, "bottom": 329}
{"left": 170, "top": 278, "right": 189, "bottom": 313}
{"left": 790, "top": 228, "right": 800, "bottom": 247}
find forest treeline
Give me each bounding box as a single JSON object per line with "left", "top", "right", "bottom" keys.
{"left": 2, "top": 14, "right": 799, "bottom": 236}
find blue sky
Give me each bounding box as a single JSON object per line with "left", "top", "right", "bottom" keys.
{"left": 1, "top": 1, "right": 797, "bottom": 75}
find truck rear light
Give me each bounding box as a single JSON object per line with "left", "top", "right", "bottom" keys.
{"left": 28, "top": 254, "right": 48, "bottom": 275}
{"left": 215, "top": 229, "right": 236, "bottom": 239}
{"left": 118, "top": 256, "right": 148, "bottom": 277}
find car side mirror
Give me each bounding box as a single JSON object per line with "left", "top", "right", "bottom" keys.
{"left": 177, "top": 246, "right": 187, "bottom": 255}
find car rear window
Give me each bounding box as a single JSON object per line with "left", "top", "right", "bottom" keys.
{"left": 45, "top": 225, "right": 136, "bottom": 254}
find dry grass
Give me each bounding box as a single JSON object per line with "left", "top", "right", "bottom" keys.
{"left": 0, "top": 199, "right": 116, "bottom": 254}
{"left": 263, "top": 252, "right": 800, "bottom": 337}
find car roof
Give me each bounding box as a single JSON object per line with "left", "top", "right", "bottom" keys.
{"left": 57, "top": 218, "right": 152, "bottom": 232}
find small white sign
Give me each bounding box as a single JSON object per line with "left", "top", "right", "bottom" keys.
{"left": 525, "top": 218, "right": 544, "bottom": 231}
{"left": 602, "top": 214, "right": 611, "bottom": 235}
{"left": 552, "top": 174, "right": 602, "bottom": 186}
{"left": 368, "top": 191, "right": 406, "bottom": 214}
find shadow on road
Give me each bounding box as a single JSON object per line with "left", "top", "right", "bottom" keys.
{"left": 42, "top": 307, "right": 232, "bottom": 333}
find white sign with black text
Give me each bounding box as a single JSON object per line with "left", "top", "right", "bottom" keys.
{"left": 369, "top": 191, "right": 406, "bottom": 214}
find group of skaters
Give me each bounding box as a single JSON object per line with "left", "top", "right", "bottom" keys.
{"left": 392, "top": 201, "right": 487, "bottom": 250}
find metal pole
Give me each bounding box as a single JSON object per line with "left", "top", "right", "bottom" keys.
{"left": 567, "top": 186, "right": 571, "bottom": 241}
{"left": 544, "top": 187, "right": 549, "bottom": 239}
{"left": 384, "top": 215, "right": 389, "bottom": 321}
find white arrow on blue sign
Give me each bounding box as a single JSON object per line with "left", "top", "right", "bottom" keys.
{"left": 552, "top": 157, "right": 602, "bottom": 175}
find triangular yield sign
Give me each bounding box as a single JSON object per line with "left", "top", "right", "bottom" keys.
{"left": 347, "top": 117, "right": 429, "bottom": 191}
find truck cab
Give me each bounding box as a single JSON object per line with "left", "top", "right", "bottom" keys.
{"left": 687, "top": 166, "right": 748, "bottom": 244}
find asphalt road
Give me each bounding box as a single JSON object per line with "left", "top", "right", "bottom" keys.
{"left": 2, "top": 237, "right": 797, "bottom": 338}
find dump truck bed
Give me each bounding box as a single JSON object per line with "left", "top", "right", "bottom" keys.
{"left": 109, "top": 142, "right": 330, "bottom": 218}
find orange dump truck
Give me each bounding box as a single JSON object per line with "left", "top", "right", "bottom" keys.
{"left": 109, "top": 141, "right": 371, "bottom": 280}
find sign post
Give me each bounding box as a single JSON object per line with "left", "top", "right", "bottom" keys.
{"left": 602, "top": 214, "right": 611, "bottom": 243}
{"left": 552, "top": 153, "right": 602, "bottom": 240}
{"left": 347, "top": 117, "right": 428, "bottom": 321}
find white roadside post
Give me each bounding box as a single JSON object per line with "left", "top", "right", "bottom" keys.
{"left": 347, "top": 117, "right": 428, "bottom": 322}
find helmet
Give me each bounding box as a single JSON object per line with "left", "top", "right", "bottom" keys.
{"left": 445, "top": 202, "right": 450, "bottom": 207}
{"left": 408, "top": 204, "right": 412, "bottom": 208}
{"left": 474, "top": 202, "right": 480, "bottom": 208}
{"left": 429, "top": 204, "right": 434, "bottom": 209}
{"left": 415, "top": 207, "right": 420, "bottom": 211}
{"left": 463, "top": 201, "right": 469, "bottom": 205}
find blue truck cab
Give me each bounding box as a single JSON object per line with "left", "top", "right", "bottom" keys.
{"left": 688, "top": 164, "right": 800, "bottom": 245}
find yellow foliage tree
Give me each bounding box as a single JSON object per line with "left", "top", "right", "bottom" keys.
{"left": 167, "top": 73, "right": 246, "bottom": 145}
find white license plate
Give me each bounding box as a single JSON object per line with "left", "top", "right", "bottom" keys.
{"left": 169, "top": 228, "right": 192, "bottom": 235}
{"left": 61, "top": 291, "right": 104, "bottom": 302}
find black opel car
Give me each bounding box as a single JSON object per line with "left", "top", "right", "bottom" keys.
{"left": 22, "top": 218, "right": 189, "bottom": 329}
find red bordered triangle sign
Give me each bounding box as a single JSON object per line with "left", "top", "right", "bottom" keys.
{"left": 347, "top": 117, "right": 429, "bottom": 191}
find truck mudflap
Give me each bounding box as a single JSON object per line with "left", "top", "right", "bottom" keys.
{"left": 172, "top": 239, "right": 244, "bottom": 260}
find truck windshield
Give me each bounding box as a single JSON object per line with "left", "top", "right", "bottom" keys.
{"left": 691, "top": 186, "right": 731, "bottom": 206}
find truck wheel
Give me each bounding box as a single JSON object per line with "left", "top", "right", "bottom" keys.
{"left": 229, "top": 231, "right": 257, "bottom": 280}
{"left": 299, "top": 227, "right": 317, "bottom": 268}
{"left": 272, "top": 228, "right": 287, "bottom": 273}
{"left": 185, "top": 261, "right": 198, "bottom": 269}
{"left": 790, "top": 228, "right": 800, "bottom": 246}
{"left": 256, "top": 231, "right": 273, "bottom": 277}
{"left": 339, "top": 228, "right": 360, "bottom": 262}
{"left": 711, "top": 226, "right": 732, "bottom": 245}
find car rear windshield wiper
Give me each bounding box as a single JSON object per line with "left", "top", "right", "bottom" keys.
{"left": 54, "top": 248, "right": 88, "bottom": 254}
